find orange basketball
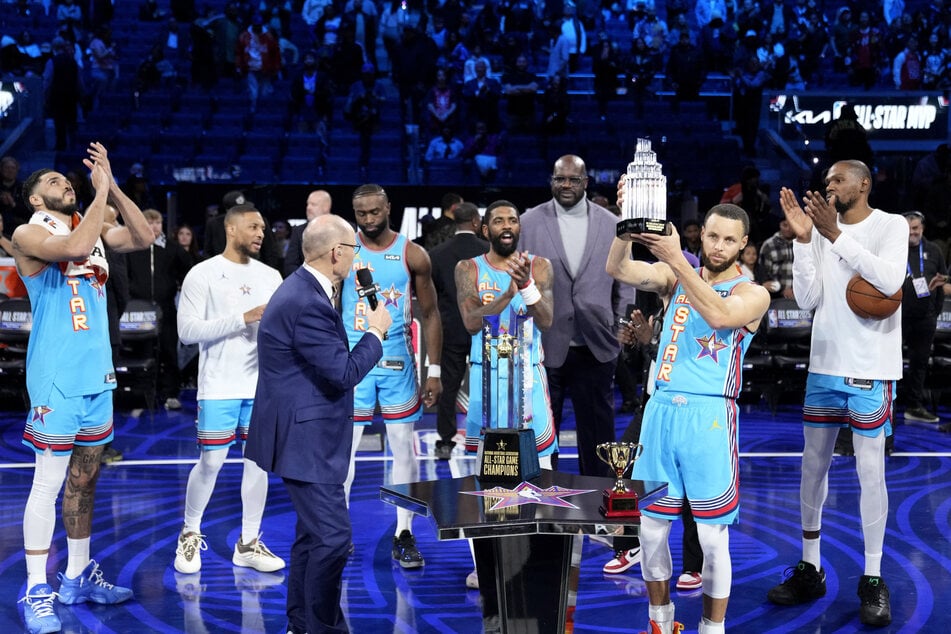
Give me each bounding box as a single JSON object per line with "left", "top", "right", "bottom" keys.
{"left": 845, "top": 275, "right": 902, "bottom": 319}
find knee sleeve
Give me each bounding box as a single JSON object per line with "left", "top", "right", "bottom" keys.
{"left": 800, "top": 426, "right": 837, "bottom": 531}
{"left": 386, "top": 423, "right": 418, "bottom": 486}
{"left": 697, "top": 523, "right": 731, "bottom": 599}
{"left": 853, "top": 433, "right": 888, "bottom": 555}
{"left": 196, "top": 447, "right": 228, "bottom": 477}
{"left": 639, "top": 515, "right": 673, "bottom": 583}
{"left": 23, "top": 452, "right": 70, "bottom": 551}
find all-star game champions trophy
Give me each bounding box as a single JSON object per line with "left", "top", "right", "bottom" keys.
{"left": 476, "top": 311, "right": 541, "bottom": 483}
{"left": 618, "top": 138, "right": 671, "bottom": 237}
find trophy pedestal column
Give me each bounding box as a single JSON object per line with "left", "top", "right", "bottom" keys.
{"left": 473, "top": 532, "right": 578, "bottom": 634}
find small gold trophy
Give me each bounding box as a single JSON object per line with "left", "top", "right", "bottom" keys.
{"left": 596, "top": 442, "right": 644, "bottom": 517}
{"left": 617, "top": 138, "right": 671, "bottom": 237}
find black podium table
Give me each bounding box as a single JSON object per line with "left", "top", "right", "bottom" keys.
{"left": 381, "top": 469, "right": 665, "bottom": 633}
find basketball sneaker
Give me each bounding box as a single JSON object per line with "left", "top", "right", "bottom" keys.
{"left": 767, "top": 560, "right": 826, "bottom": 605}
{"left": 392, "top": 530, "right": 425, "bottom": 568}
{"left": 904, "top": 407, "right": 939, "bottom": 424}
{"left": 233, "top": 534, "right": 286, "bottom": 572}
{"left": 174, "top": 531, "right": 207, "bottom": 574}
{"left": 19, "top": 583, "right": 60, "bottom": 634}
{"left": 639, "top": 619, "right": 685, "bottom": 634}
{"left": 603, "top": 547, "right": 641, "bottom": 574}
{"left": 57, "top": 560, "right": 133, "bottom": 605}
{"left": 676, "top": 571, "right": 702, "bottom": 591}
{"left": 857, "top": 575, "right": 892, "bottom": 626}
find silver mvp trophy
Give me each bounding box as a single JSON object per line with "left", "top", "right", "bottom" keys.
{"left": 617, "top": 137, "right": 671, "bottom": 236}
{"left": 476, "top": 309, "right": 540, "bottom": 483}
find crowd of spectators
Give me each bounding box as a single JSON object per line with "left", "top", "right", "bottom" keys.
{"left": 2, "top": 0, "right": 949, "bottom": 176}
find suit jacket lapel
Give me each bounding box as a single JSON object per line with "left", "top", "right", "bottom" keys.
{"left": 295, "top": 268, "right": 346, "bottom": 338}
{"left": 541, "top": 203, "right": 574, "bottom": 280}
{"left": 576, "top": 203, "right": 607, "bottom": 279}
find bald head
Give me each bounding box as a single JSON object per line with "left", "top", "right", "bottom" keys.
{"left": 554, "top": 154, "right": 586, "bottom": 174}
{"left": 302, "top": 214, "right": 354, "bottom": 262}
{"left": 306, "top": 190, "right": 332, "bottom": 220}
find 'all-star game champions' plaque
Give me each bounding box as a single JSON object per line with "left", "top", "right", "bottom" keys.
{"left": 618, "top": 137, "right": 671, "bottom": 237}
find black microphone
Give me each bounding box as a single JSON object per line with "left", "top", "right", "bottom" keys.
{"left": 356, "top": 268, "right": 381, "bottom": 310}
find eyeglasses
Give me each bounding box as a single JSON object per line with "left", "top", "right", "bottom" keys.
{"left": 550, "top": 176, "right": 586, "bottom": 187}
{"left": 338, "top": 242, "right": 361, "bottom": 254}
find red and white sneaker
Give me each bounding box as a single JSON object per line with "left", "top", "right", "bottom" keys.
{"left": 676, "top": 571, "right": 702, "bottom": 590}
{"left": 639, "top": 619, "right": 685, "bottom": 634}
{"left": 602, "top": 547, "right": 640, "bottom": 574}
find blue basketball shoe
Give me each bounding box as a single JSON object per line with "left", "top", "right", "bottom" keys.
{"left": 57, "top": 560, "right": 133, "bottom": 605}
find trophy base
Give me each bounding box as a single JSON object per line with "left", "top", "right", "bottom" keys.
{"left": 599, "top": 490, "right": 641, "bottom": 518}
{"left": 477, "top": 428, "right": 540, "bottom": 484}
{"left": 617, "top": 218, "right": 670, "bottom": 237}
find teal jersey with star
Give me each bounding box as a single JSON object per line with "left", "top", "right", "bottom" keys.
{"left": 652, "top": 267, "right": 754, "bottom": 400}
{"left": 22, "top": 263, "right": 115, "bottom": 402}
{"left": 342, "top": 232, "right": 414, "bottom": 358}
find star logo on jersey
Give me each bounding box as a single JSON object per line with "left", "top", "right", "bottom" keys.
{"left": 381, "top": 284, "right": 403, "bottom": 307}
{"left": 88, "top": 277, "right": 105, "bottom": 298}
{"left": 695, "top": 333, "right": 728, "bottom": 363}
{"left": 240, "top": 284, "right": 251, "bottom": 295}
{"left": 32, "top": 405, "right": 53, "bottom": 426}
{"left": 463, "top": 482, "right": 595, "bottom": 510}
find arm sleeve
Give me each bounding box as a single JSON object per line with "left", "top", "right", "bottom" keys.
{"left": 792, "top": 237, "right": 822, "bottom": 310}
{"left": 177, "top": 267, "right": 247, "bottom": 345}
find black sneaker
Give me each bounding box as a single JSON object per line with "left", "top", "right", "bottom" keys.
{"left": 434, "top": 441, "right": 454, "bottom": 461}
{"left": 767, "top": 560, "right": 827, "bottom": 605}
{"left": 858, "top": 575, "right": 891, "bottom": 626}
{"left": 392, "top": 530, "right": 424, "bottom": 569}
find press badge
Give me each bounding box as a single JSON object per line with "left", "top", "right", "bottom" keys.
{"left": 912, "top": 276, "right": 930, "bottom": 298}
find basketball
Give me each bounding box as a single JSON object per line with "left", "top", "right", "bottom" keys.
{"left": 845, "top": 275, "right": 902, "bottom": 319}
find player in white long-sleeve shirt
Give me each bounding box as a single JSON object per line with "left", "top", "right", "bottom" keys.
{"left": 174, "top": 203, "right": 285, "bottom": 575}
{"left": 767, "top": 160, "right": 908, "bottom": 628}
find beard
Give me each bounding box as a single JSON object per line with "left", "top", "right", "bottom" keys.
{"left": 831, "top": 193, "right": 854, "bottom": 215}
{"left": 489, "top": 230, "right": 518, "bottom": 257}
{"left": 41, "top": 194, "right": 77, "bottom": 216}
{"left": 359, "top": 222, "right": 385, "bottom": 241}
{"left": 236, "top": 241, "right": 261, "bottom": 259}
{"left": 702, "top": 247, "right": 740, "bottom": 274}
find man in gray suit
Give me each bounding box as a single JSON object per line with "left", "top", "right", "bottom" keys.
{"left": 519, "top": 154, "right": 632, "bottom": 476}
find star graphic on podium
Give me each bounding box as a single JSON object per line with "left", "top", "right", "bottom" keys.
{"left": 463, "top": 482, "right": 595, "bottom": 510}
{"left": 695, "top": 332, "right": 728, "bottom": 363}
{"left": 495, "top": 438, "right": 507, "bottom": 451}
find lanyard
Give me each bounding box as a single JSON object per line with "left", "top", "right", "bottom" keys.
{"left": 906, "top": 241, "right": 924, "bottom": 277}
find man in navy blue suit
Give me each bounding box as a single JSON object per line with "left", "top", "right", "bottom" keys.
{"left": 246, "top": 214, "right": 391, "bottom": 634}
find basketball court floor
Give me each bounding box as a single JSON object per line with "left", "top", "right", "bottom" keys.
{"left": 1, "top": 390, "right": 949, "bottom": 633}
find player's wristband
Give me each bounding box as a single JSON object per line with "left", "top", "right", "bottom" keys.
{"left": 427, "top": 363, "right": 441, "bottom": 379}
{"left": 519, "top": 280, "right": 542, "bottom": 305}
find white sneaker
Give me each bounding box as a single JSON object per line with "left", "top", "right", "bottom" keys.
{"left": 676, "top": 571, "right": 702, "bottom": 590}
{"left": 233, "top": 534, "right": 286, "bottom": 572}
{"left": 465, "top": 570, "right": 479, "bottom": 589}
{"left": 602, "top": 547, "right": 641, "bottom": 574}
{"left": 174, "top": 531, "right": 207, "bottom": 574}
